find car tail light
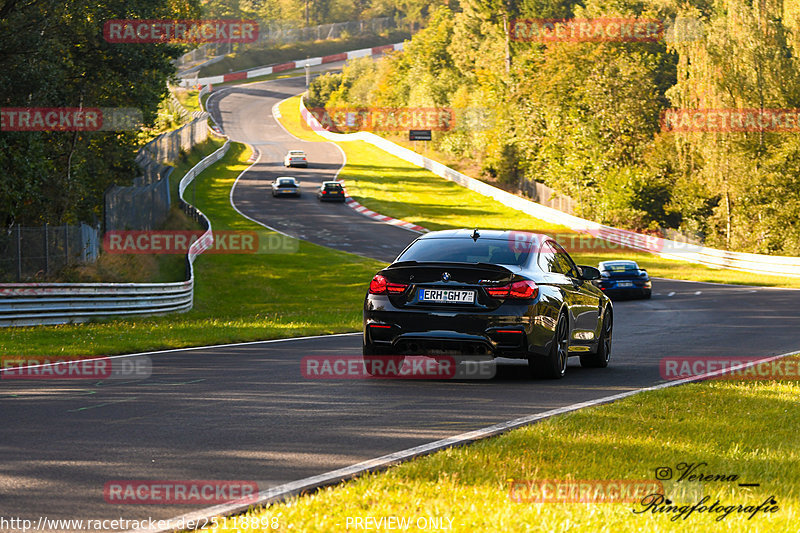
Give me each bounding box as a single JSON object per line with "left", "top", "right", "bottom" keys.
{"left": 485, "top": 286, "right": 510, "bottom": 298}
{"left": 485, "top": 280, "right": 538, "bottom": 299}
{"left": 368, "top": 274, "right": 408, "bottom": 295}
{"left": 510, "top": 280, "right": 537, "bottom": 298}
{"left": 322, "top": 190, "right": 327, "bottom": 194}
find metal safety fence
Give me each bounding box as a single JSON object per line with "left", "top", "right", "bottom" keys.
{"left": 175, "top": 17, "right": 394, "bottom": 74}
{"left": 0, "top": 141, "right": 229, "bottom": 327}
{"left": 0, "top": 224, "right": 99, "bottom": 282}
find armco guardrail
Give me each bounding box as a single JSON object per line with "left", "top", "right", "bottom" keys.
{"left": 180, "top": 42, "right": 404, "bottom": 87}
{"left": 175, "top": 17, "right": 395, "bottom": 76}
{"left": 298, "top": 99, "right": 800, "bottom": 278}
{"left": 0, "top": 141, "right": 229, "bottom": 327}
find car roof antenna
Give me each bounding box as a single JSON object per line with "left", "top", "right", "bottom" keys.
{"left": 471, "top": 228, "right": 480, "bottom": 241}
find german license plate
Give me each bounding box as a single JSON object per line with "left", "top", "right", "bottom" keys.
{"left": 617, "top": 281, "right": 633, "bottom": 287}
{"left": 419, "top": 288, "right": 475, "bottom": 304}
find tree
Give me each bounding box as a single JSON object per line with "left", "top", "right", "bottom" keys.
{"left": 0, "top": 0, "right": 200, "bottom": 227}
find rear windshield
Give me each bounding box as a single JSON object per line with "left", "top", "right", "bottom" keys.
{"left": 324, "top": 184, "right": 343, "bottom": 190}
{"left": 603, "top": 263, "right": 638, "bottom": 272}
{"left": 397, "top": 238, "right": 529, "bottom": 266}
{"left": 277, "top": 180, "right": 296, "bottom": 188}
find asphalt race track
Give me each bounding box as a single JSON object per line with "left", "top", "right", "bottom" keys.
{"left": 209, "top": 76, "right": 416, "bottom": 262}
{"left": 2, "top": 75, "right": 799, "bottom": 531}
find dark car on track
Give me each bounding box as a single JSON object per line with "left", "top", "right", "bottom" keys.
{"left": 271, "top": 176, "right": 301, "bottom": 197}
{"left": 362, "top": 229, "right": 613, "bottom": 379}
{"left": 595, "top": 260, "right": 652, "bottom": 299}
{"left": 317, "top": 181, "right": 346, "bottom": 202}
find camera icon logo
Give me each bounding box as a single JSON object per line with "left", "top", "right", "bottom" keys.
{"left": 655, "top": 467, "right": 673, "bottom": 480}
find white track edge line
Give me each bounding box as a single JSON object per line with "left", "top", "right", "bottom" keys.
{"left": 128, "top": 348, "right": 800, "bottom": 533}
{"left": 0, "top": 332, "right": 360, "bottom": 373}
{"left": 228, "top": 143, "right": 296, "bottom": 239}
{"left": 273, "top": 92, "right": 422, "bottom": 235}
{"left": 651, "top": 276, "right": 800, "bottom": 291}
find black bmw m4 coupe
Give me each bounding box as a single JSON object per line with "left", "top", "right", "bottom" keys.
{"left": 363, "top": 229, "right": 613, "bottom": 379}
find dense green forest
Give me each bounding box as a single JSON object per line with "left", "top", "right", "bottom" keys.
{"left": 309, "top": 0, "right": 800, "bottom": 254}
{"left": 3, "top": 0, "right": 799, "bottom": 255}
{"left": 0, "top": 0, "right": 430, "bottom": 229}
{"left": 0, "top": 0, "right": 201, "bottom": 228}
{"left": 201, "top": 0, "right": 452, "bottom": 28}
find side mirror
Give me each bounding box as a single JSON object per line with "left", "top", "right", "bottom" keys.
{"left": 578, "top": 265, "right": 601, "bottom": 281}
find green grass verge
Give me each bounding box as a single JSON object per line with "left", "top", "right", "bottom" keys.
{"left": 1, "top": 141, "right": 384, "bottom": 357}
{"left": 173, "top": 88, "right": 202, "bottom": 113}
{"left": 205, "top": 376, "right": 800, "bottom": 532}
{"left": 277, "top": 95, "right": 800, "bottom": 289}
{"left": 55, "top": 139, "right": 227, "bottom": 284}
{"left": 199, "top": 31, "right": 409, "bottom": 78}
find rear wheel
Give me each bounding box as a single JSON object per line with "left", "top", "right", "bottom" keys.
{"left": 362, "top": 344, "right": 405, "bottom": 377}
{"left": 580, "top": 308, "right": 612, "bottom": 368}
{"left": 529, "top": 313, "right": 568, "bottom": 379}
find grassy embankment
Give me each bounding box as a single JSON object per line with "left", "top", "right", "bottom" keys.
{"left": 277, "top": 94, "right": 800, "bottom": 289}
{"left": 0, "top": 140, "right": 383, "bottom": 356}
{"left": 204, "top": 377, "right": 800, "bottom": 532}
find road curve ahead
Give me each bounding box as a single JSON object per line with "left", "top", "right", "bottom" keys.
{"left": 208, "top": 76, "right": 416, "bottom": 262}
{"left": 2, "top": 74, "right": 800, "bottom": 531}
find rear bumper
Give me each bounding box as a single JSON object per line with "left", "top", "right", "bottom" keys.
{"left": 602, "top": 287, "right": 650, "bottom": 299}
{"left": 363, "top": 295, "right": 558, "bottom": 359}
{"left": 595, "top": 279, "right": 651, "bottom": 298}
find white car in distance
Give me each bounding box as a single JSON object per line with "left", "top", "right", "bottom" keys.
{"left": 284, "top": 150, "right": 308, "bottom": 167}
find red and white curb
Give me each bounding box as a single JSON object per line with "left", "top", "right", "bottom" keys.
{"left": 270, "top": 99, "right": 426, "bottom": 234}
{"left": 343, "top": 195, "right": 427, "bottom": 233}
{"left": 181, "top": 43, "right": 404, "bottom": 87}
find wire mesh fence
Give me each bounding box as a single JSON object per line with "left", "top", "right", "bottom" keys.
{"left": 103, "top": 115, "right": 210, "bottom": 233}
{"left": 137, "top": 116, "right": 210, "bottom": 165}
{"left": 2, "top": 100, "right": 211, "bottom": 281}
{"left": 519, "top": 179, "right": 576, "bottom": 215}
{"left": 104, "top": 168, "right": 174, "bottom": 233}
{"left": 0, "top": 223, "right": 99, "bottom": 282}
